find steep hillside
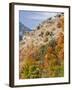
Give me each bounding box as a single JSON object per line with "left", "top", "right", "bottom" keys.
{"left": 19, "top": 22, "right": 32, "bottom": 41}
{"left": 19, "top": 13, "right": 64, "bottom": 79}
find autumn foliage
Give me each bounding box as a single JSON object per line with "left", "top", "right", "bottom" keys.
{"left": 19, "top": 14, "right": 64, "bottom": 79}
